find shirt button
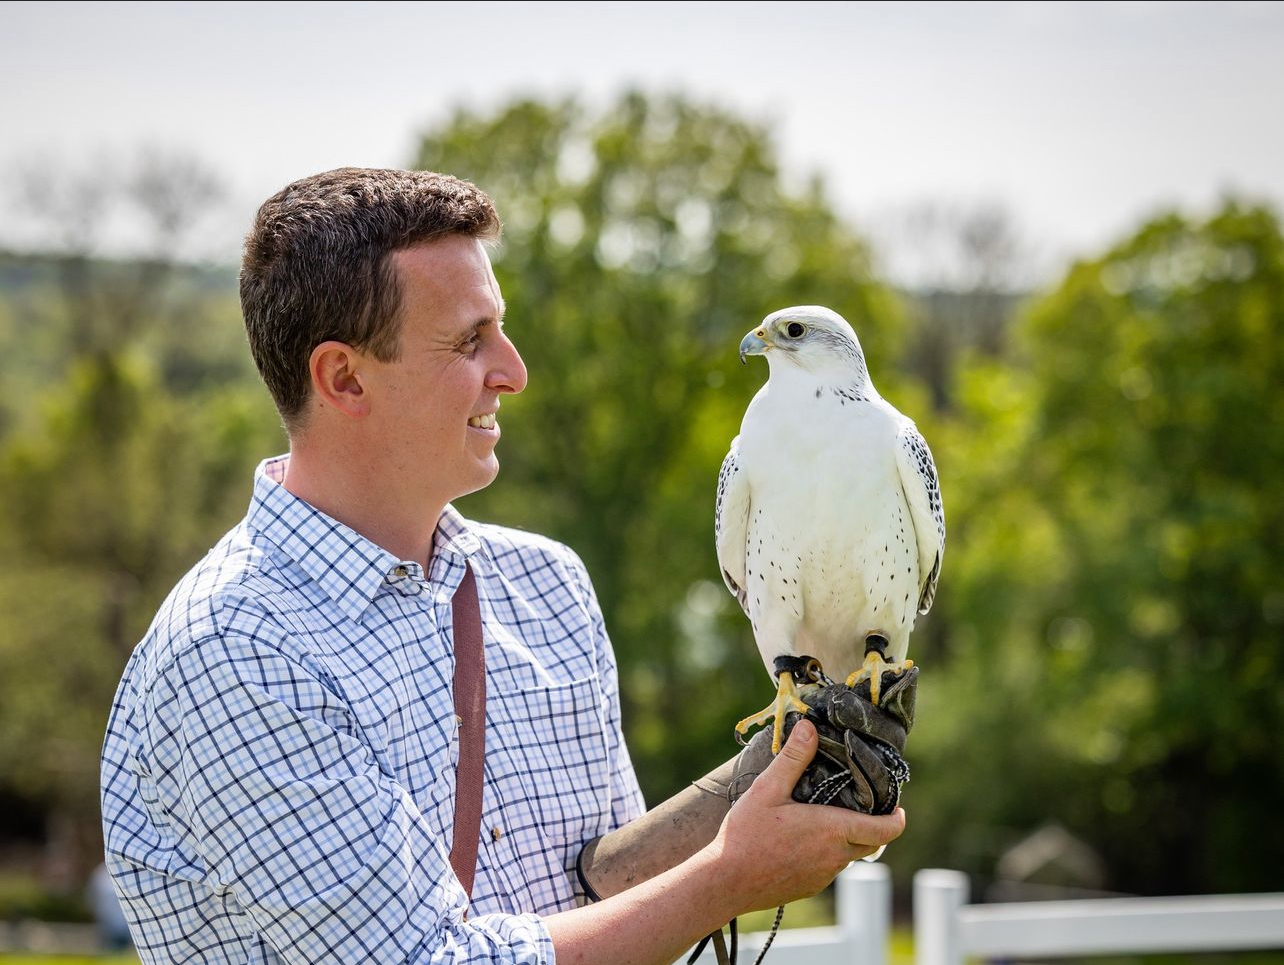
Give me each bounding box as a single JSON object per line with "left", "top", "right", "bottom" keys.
{"left": 454, "top": 714, "right": 464, "bottom": 726}
{"left": 491, "top": 827, "right": 503, "bottom": 841}
{"left": 393, "top": 565, "right": 409, "bottom": 578}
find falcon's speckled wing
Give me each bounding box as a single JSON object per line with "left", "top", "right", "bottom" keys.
{"left": 715, "top": 439, "right": 751, "bottom": 611}
{"left": 894, "top": 422, "right": 945, "bottom": 615}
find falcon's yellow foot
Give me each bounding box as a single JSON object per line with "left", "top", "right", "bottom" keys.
{"left": 845, "top": 649, "right": 914, "bottom": 706}
{"left": 735, "top": 671, "right": 812, "bottom": 755}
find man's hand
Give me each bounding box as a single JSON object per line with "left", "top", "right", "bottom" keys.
{"left": 549, "top": 720, "right": 905, "bottom": 965}
{"left": 702, "top": 718, "right": 906, "bottom": 913}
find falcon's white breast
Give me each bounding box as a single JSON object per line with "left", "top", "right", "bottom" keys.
{"left": 715, "top": 306, "right": 944, "bottom": 681}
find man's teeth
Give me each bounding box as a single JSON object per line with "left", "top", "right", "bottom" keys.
{"left": 468, "top": 413, "right": 497, "bottom": 429}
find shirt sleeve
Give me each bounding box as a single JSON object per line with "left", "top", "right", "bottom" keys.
{"left": 139, "top": 628, "right": 555, "bottom": 965}
{"left": 567, "top": 553, "right": 647, "bottom": 828}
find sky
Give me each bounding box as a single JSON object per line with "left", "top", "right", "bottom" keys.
{"left": 3, "top": 0, "right": 1283, "bottom": 285}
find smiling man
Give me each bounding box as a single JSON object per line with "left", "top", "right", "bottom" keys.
{"left": 100, "top": 168, "right": 904, "bottom": 964}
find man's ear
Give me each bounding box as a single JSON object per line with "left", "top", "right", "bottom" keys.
{"left": 309, "top": 341, "right": 370, "bottom": 419}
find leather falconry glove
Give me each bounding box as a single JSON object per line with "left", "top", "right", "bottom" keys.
{"left": 577, "top": 665, "right": 918, "bottom": 901}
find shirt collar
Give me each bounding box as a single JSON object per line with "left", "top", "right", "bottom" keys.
{"left": 433, "top": 503, "right": 486, "bottom": 564}
{"left": 246, "top": 455, "right": 489, "bottom": 622}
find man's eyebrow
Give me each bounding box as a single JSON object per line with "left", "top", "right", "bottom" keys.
{"left": 451, "top": 302, "right": 506, "bottom": 342}
{"left": 478, "top": 300, "right": 508, "bottom": 331}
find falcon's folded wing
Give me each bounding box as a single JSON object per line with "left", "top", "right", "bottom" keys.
{"left": 715, "top": 438, "right": 751, "bottom": 612}
{"left": 894, "top": 421, "right": 945, "bottom": 615}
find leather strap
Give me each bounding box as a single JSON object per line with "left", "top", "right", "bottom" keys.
{"left": 448, "top": 563, "right": 486, "bottom": 899}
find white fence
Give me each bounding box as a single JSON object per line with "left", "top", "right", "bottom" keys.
{"left": 689, "top": 863, "right": 1284, "bottom": 965}
{"left": 914, "top": 869, "right": 1284, "bottom": 965}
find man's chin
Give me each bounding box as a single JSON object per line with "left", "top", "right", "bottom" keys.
{"left": 454, "top": 460, "right": 501, "bottom": 501}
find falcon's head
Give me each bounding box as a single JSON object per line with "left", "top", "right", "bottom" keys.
{"left": 738, "top": 306, "right": 868, "bottom": 379}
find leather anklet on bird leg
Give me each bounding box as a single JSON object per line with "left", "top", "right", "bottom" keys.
{"left": 844, "top": 635, "right": 913, "bottom": 706}
{"left": 735, "top": 656, "right": 826, "bottom": 754}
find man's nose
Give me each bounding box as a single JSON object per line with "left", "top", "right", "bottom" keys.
{"left": 487, "top": 332, "right": 528, "bottom": 395}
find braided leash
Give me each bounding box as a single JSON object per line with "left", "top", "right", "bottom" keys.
{"left": 750, "top": 905, "right": 785, "bottom": 965}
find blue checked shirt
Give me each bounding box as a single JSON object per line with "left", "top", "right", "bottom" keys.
{"left": 101, "top": 456, "right": 646, "bottom": 963}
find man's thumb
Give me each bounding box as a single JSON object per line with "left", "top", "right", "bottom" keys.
{"left": 753, "top": 719, "right": 816, "bottom": 798}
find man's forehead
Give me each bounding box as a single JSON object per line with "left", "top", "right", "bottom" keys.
{"left": 394, "top": 237, "right": 498, "bottom": 293}
{"left": 391, "top": 235, "right": 505, "bottom": 331}
{"left": 393, "top": 233, "right": 487, "bottom": 270}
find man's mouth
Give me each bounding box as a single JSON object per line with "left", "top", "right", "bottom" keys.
{"left": 468, "top": 413, "right": 497, "bottom": 429}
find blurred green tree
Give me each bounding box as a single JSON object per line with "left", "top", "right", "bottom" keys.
{"left": 896, "top": 202, "right": 1284, "bottom": 894}
{"left": 0, "top": 156, "right": 280, "bottom": 883}
{"left": 0, "top": 360, "right": 276, "bottom": 879}
{"left": 414, "top": 92, "right": 907, "bottom": 800}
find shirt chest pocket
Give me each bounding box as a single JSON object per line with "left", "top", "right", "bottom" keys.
{"left": 482, "top": 674, "right": 613, "bottom": 873}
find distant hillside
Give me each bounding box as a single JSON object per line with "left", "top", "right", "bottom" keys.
{"left": 0, "top": 250, "right": 253, "bottom": 435}
{"left": 0, "top": 249, "right": 238, "bottom": 297}
{"left": 0, "top": 249, "right": 1030, "bottom": 422}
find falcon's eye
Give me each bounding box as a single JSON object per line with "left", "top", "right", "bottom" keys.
{"left": 785, "top": 322, "right": 806, "bottom": 339}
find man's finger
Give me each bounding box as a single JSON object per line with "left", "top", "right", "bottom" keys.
{"left": 747, "top": 718, "right": 817, "bottom": 800}
{"left": 842, "top": 806, "right": 907, "bottom": 849}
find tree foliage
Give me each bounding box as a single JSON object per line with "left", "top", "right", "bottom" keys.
{"left": 897, "top": 203, "right": 1284, "bottom": 893}
{"left": 0, "top": 314, "right": 279, "bottom": 880}
{"left": 0, "top": 156, "right": 281, "bottom": 880}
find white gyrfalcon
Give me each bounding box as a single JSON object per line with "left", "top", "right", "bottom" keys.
{"left": 715, "top": 306, "right": 944, "bottom": 753}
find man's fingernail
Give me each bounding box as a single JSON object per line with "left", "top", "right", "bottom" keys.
{"left": 792, "top": 721, "right": 814, "bottom": 743}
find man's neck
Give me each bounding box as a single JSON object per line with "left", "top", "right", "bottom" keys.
{"left": 281, "top": 440, "right": 444, "bottom": 570}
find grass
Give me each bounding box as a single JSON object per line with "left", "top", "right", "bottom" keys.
{"left": 0, "top": 957, "right": 138, "bottom": 964}
{"left": 4, "top": 943, "right": 1282, "bottom": 964}
{"left": 3, "top": 914, "right": 1280, "bottom": 965}
{"left": 738, "top": 893, "right": 835, "bottom": 932}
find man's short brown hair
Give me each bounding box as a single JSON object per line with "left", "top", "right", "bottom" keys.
{"left": 240, "top": 167, "right": 501, "bottom": 428}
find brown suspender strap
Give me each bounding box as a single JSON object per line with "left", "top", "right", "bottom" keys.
{"left": 448, "top": 563, "right": 486, "bottom": 899}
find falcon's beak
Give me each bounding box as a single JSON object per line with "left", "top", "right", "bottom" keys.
{"left": 739, "top": 328, "right": 773, "bottom": 364}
